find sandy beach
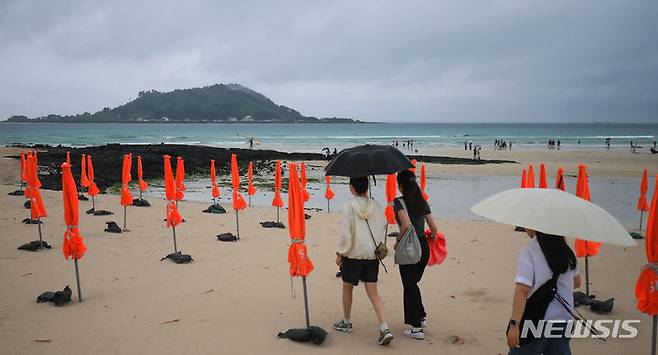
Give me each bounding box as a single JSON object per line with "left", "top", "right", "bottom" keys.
{"left": 0, "top": 147, "right": 653, "bottom": 354}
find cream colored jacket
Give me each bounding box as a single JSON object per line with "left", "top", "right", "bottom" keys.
{"left": 336, "top": 196, "right": 387, "bottom": 260}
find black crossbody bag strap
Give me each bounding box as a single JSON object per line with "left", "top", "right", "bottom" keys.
{"left": 365, "top": 219, "right": 388, "bottom": 274}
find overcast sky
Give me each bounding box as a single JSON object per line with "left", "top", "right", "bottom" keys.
{"left": 1, "top": 0, "right": 657, "bottom": 122}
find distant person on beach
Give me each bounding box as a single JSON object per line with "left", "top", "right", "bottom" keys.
{"left": 653, "top": 140, "right": 657, "bottom": 149}
{"left": 333, "top": 148, "right": 338, "bottom": 156}
{"left": 506, "top": 229, "right": 581, "bottom": 354}
{"left": 464, "top": 142, "right": 468, "bottom": 150}
{"left": 557, "top": 140, "right": 560, "bottom": 149}
{"left": 334, "top": 176, "right": 393, "bottom": 345}
{"left": 249, "top": 138, "right": 254, "bottom": 149}
{"left": 394, "top": 170, "right": 438, "bottom": 340}
{"left": 469, "top": 142, "right": 472, "bottom": 150}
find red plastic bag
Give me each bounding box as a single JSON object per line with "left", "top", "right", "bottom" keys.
{"left": 425, "top": 230, "right": 447, "bottom": 266}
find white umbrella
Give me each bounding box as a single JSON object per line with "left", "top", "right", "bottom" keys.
{"left": 471, "top": 188, "right": 636, "bottom": 247}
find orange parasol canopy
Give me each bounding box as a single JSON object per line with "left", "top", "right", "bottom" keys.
{"left": 137, "top": 155, "right": 148, "bottom": 192}
{"left": 163, "top": 155, "right": 182, "bottom": 227}
{"left": 300, "top": 162, "right": 310, "bottom": 202}
{"left": 385, "top": 174, "right": 397, "bottom": 224}
{"left": 324, "top": 176, "right": 335, "bottom": 200}
{"left": 556, "top": 167, "right": 566, "bottom": 191}
{"left": 574, "top": 164, "right": 600, "bottom": 257}
{"left": 231, "top": 154, "right": 247, "bottom": 210}
{"left": 539, "top": 163, "right": 548, "bottom": 188}
{"left": 61, "top": 162, "right": 87, "bottom": 260}
{"left": 80, "top": 154, "right": 89, "bottom": 188}
{"left": 272, "top": 160, "right": 284, "bottom": 208}
{"left": 420, "top": 164, "right": 429, "bottom": 201}
{"left": 20, "top": 150, "right": 27, "bottom": 183}
{"left": 638, "top": 169, "right": 650, "bottom": 212}
{"left": 175, "top": 157, "right": 185, "bottom": 201}
{"left": 526, "top": 164, "right": 535, "bottom": 188}
{"left": 210, "top": 159, "right": 220, "bottom": 199}
{"left": 635, "top": 174, "right": 658, "bottom": 314}
{"left": 287, "top": 163, "right": 313, "bottom": 277}
{"left": 26, "top": 154, "right": 47, "bottom": 219}
{"left": 120, "top": 154, "right": 133, "bottom": 206}
{"left": 247, "top": 161, "right": 256, "bottom": 196}
{"left": 521, "top": 168, "right": 527, "bottom": 188}
{"left": 66, "top": 151, "right": 71, "bottom": 165}
{"left": 410, "top": 159, "right": 417, "bottom": 174}
{"left": 86, "top": 155, "right": 100, "bottom": 196}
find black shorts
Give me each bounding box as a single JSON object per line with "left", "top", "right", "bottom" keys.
{"left": 340, "top": 257, "right": 379, "bottom": 286}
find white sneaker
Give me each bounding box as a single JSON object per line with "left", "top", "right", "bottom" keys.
{"left": 404, "top": 328, "right": 424, "bottom": 340}
{"left": 421, "top": 318, "right": 428, "bottom": 328}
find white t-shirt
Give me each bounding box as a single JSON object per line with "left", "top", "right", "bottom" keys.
{"left": 514, "top": 237, "right": 579, "bottom": 321}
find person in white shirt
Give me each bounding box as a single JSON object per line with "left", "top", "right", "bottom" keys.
{"left": 333, "top": 176, "right": 393, "bottom": 346}
{"left": 507, "top": 229, "right": 582, "bottom": 354}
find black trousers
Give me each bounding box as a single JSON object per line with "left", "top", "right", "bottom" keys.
{"left": 398, "top": 234, "right": 430, "bottom": 328}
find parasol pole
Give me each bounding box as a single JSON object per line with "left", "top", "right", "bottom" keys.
{"left": 641, "top": 211, "right": 645, "bottom": 231}
{"left": 37, "top": 217, "right": 43, "bottom": 247}
{"left": 139, "top": 189, "right": 143, "bottom": 201}
{"left": 91, "top": 196, "right": 96, "bottom": 211}
{"left": 123, "top": 206, "right": 127, "bottom": 231}
{"left": 651, "top": 315, "right": 658, "bottom": 355}
{"left": 74, "top": 258, "right": 82, "bottom": 302}
{"left": 172, "top": 226, "right": 178, "bottom": 253}
{"left": 276, "top": 207, "right": 280, "bottom": 224}
{"left": 302, "top": 276, "right": 310, "bottom": 328}
{"left": 249, "top": 195, "right": 251, "bottom": 207}
{"left": 585, "top": 254, "right": 590, "bottom": 296}
{"left": 236, "top": 210, "right": 240, "bottom": 240}
{"left": 327, "top": 198, "right": 330, "bottom": 213}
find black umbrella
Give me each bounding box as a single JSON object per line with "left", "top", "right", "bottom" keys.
{"left": 324, "top": 144, "right": 413, "bottom": 177}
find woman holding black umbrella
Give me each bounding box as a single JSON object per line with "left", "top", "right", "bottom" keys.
{"left": 393, "top": 170, "right": 438, "bottom": 340}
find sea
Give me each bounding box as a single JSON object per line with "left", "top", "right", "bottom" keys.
{"left": 1, "top": 122, "right": 656, "bottom": 153}
{"left": 2, "top": 121, "right": 655, "bottom": 228}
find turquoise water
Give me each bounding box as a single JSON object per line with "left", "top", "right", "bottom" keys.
{"left": 1, "top": 122, "right": 656, "bottom": 153}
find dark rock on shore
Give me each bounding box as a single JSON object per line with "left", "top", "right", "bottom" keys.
{"left": 408, "top": 155, "right": 515, "bottom": 165}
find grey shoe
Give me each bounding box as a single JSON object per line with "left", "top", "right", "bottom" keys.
{"left": 404, "top": 328, "right": 424, "bottom": 340}
{"left": 378, "top": 328, "right": 394, "bottom": 345}
{"left": 333, "top": 320, "right": 353, "bottom": 333}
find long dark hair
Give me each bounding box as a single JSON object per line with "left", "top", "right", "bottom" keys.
{"left": 396, "top": 170, "right": 429, "bottom": 218}
{"left": 536, "top": 232, "right": 577, "bottom": 274}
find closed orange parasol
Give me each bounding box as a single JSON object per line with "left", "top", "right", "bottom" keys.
{"left": 287, "top": 162, "right": 314, "bottom": 327}
{"left": 556, "top": 167, "right": 566, "bottom": 191}
{"left": 574, "top": 164, "right": 600, "bottom": 296}
{"left": 324, "top": 175, "right": 335, "bottom": 212}
{"left": 20, "top": 150, "right": 27, "bottom": 187}
{"left": 538, "top": 163, "right": 548, "bottom": 188}
{"left": 385, "top": 174, "right": 397, "bottom": 224}
{"left": 120, "top": 154, "right": 134, "bottom": 230}
{"left": 86, "top": 155, "right": 100, "bottom": 201}
{"left": 521, "top": 168, "right": 527, "bottom": 188}
{"left": 25, "top": 153, "right": 47, "bottom": 246}
{"left": 210, "top": 159, "right": 220, "bottom": 202}
{"left": 175, "top": 157, "right": 185, "bottom": 201}
{"left": 272, "top": 160, "right": 284, "bottom": 223}
{"left": 164, "top": 155, "right": 182, "bottom": 252}
{"left": 231, "top": 154, "right": 247, "bottom": 239}
{"left": 80, "top": 154, "right": 89, "bottom": 189}
{"left": 61, "top": 161, "right": 86, "bottom": 301}
{"left": 247, "top": 161, "right": 256, "bottom": 207}
{"left": 420, "top": 164, "right": 429, "bottom": 201}
{"left": 638, "top": 169, "right": 650, "bottom": 230}
{"left": 410, "top": 159, "right": 417, "bottom": 174}
{"left": 300, "top": 162, "right": 310, "bottom": 202}
{"left": 635, "top": 174, "right": 658, "bottom": 353}
{"left": 137, "top": 155, "right": 148, "bottom": 194}
{"left": 66, "top": 151, "right": 71, "bottom": 165}
{"left": 526, "top": 164, "right": 535, "bottom": 188}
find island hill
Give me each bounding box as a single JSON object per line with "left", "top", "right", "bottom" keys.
{"left": 7, "top": 83, "right": 357, "bottom": 124}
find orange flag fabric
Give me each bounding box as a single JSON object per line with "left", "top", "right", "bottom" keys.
{"left": 86, "top": 155, "right": 100, "bottom": 196}
{"left": 61, "top": 162, "right": 87, "bottom": 260}
{"left": 210, "top": 159, "right": 220, "bottom": 199}
{"left": 120, "top": 154, "right": 133, "bottom": 206}
{"left": 231, "top": 154, "right": 247, "bottom": 210}
{"left": 137, "top": 155, "right": 148, "bottom": 192}
{"left": 635, "top": 174, "right": 658, "bottom": 315}
{"left": 287, "top": 163, "right": 313, "bottom": 277}
{"left": 247, "top": 162, "right": 256, "bottom": 196}
{"left": 521, "top": 169, "right": 527, "bottom": 188}
{"left": 385, "top": 174, "right": 397, "bottom": 224}
{"left": 638, "top": 169, "right": 650, "bottom": 212}
{"left": 574, "top": 164, "right": 600, "bottom": 257}
{"left": 272, "top": 160, "right": 284, "bottom": 208}
{"left": 163, "top": 155, "right": 182, "bottom": 227}
{"left": 526, "top": 164, "right": 535, "bottom": 188}
{"left": 539, "top": 163, "right": 548, "bottom": 188}
{"left": 175, "top": 157, "right": 185, "bottom": 201}
{"left": 324, "top": 176, "right": 335, "bottom": 200}
{"left": 555, "top": 167, "right": 566, "bottom": 191}
{"left": 80, "top": 154, "right": 89, "bottom": 188}
{"left": 300, "top": 162, "right": 310, "bottom": 202}
{"left": 420, "top": 164, "right": 429, "bottom": 201}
